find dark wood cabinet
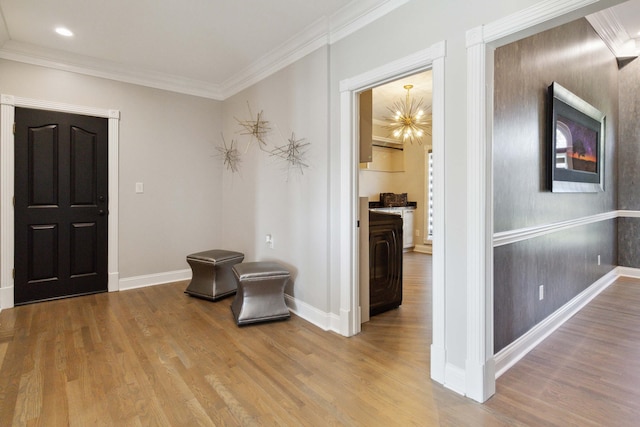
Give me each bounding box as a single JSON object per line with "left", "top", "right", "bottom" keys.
{"left": 369, "top": 211, "right": 403, "bottom": 316}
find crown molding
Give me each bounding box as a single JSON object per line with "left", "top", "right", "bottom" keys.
{"left": 473, "top": 0, "right": 620, "bottom": 48}
{"left": 329, "top": 0, "right": 411, "bottom": 44}
{"left": 0, "top": 1, "right": 407, "bottom": 101}
{"left": 219, "top": 16, "right": 330, "bottom": 99}
{"left": 0, "top": 41, "right": 224, "bottom": 100}
{"left": 221, "top": 0, "right": 410, "bottom": 98}
{"left": 587, "top": 8, "right": 638, "bottom": 58}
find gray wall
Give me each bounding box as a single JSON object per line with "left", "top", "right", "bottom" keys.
{"left": 493, "top": 18, "right": 619, "bottom": 353}
{"left": 0, "top": 59, "right": 224, "bottom": 279}
{"left": 618, "top": 58, "right": 640, "bottom": 267}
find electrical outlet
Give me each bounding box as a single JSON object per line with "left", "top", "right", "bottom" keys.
{"left": 265, "top": 234, "right": 274, "bottom": 249}
{"left": 415, "top": 229, "right": 420, "bottom": 237}
{"left": 539, "top": 285, "right": 544, "bottom": 301}
{"left": 597, "top": 255, "right": 601, "bottom": 266}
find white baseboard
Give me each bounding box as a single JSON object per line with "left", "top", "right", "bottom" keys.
{"left": 616, "top": 266, "right": 640, "bottom": 278}
{"left": 116, "top": 270, "right": 342, "bottom": 334}
{"left": 0, "top": 285, "right": 14, "bottom": 310}
{"left": 413, "top": 244, "right": 432, "bottom": 254}
{"left": 285, "top": 294, "right": 340, "bottom": 333}
{"left": 444, "top": 362, "right": 467, "bottom": 396}
{"left": 494, "top": 267, "right": 620, "bottom": 378}
{"left": 119, "top": 269, "right": 191, "bottom": 291}
{"left": 108, "top": 272, "right": 119, "bottom": 292}
{"left": 430, "top": 344, "right": 446, "bottom": 383}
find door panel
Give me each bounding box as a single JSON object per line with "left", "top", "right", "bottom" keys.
{"left": 15, "top": 108, "right": 108, "bottom": 305}
{"left": 29, "top": 125, "right": 59, "bottom": 206}
{"left": 70, "top": 222, "right": 97, "bottom": 276}
{"left": 28, "top": 224, "right": 58, "bottom": 282}
{"left": 70, "top": 126, "right": 97, "bottom": 205}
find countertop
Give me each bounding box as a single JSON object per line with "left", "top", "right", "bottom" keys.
{"left": 368, "top": 201, "right": 417, "bottom": 209}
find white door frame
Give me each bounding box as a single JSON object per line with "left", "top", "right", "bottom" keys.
{"left": 464, "top": 0, "right": 622, "bottom": 402}
{"left": 0, "top": 95, "right": 120, "bottom": 309}
{"left": 338, "top": 41, "right": 447, "bottom": 382}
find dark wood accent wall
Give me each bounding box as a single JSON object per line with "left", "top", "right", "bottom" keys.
{"left": 493, "top": 18, "right": 618, "bottom": 353}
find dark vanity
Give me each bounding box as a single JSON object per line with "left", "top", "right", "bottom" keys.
{"left": 369, "top": 211, "right": 403, "bottom": 316}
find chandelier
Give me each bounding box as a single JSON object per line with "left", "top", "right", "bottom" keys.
{"left": 386, "top": 84, "right": 430, "bottom": 144}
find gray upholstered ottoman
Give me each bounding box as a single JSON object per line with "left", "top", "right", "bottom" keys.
{"left": 231, "top": 261, "right": 291, "bottom": 325}
{"left": 185, "top": 249, "right": 244, "bottom": 301}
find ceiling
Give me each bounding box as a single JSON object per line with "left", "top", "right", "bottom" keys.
{"left": 0, "top": 0, "right": 639, "bottom": 103}
{"left": 0, "top": 0, "right": 406, "bottom": 99}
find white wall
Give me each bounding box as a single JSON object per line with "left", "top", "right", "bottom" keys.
{"left": 358, "top": 136, "right": 429, "bottom": 240}
{"left": 327, "top": 0, "right": 545, "bottom": 377}
{"left": 0, "top": 59, "right": 224, "bottom": 279}
{"left": 359, "top": 169, "right": 404, "bottom": 201}
{"left": 220, "top": 47, "right": 330, "bottom": 310}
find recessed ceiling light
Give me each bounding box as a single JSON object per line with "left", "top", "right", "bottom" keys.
{"left": 55, "top": 27, "right": 74, "bottom": 37}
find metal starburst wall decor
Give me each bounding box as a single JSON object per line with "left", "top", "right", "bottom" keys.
{"left": 235, "top": 102, "right": 271, "bottom": 151}
{"left": 217, "top": 134, "right": 241, "bottom": 173}
{"left": 271, "top": 132, "right": 310, "bottom": 174}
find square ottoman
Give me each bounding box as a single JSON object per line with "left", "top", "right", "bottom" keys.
{"left": 185, "top": 249, "right": 244, "bottom": 301}
{"left": 231, "top": 261, "right": 291, "bottom": 325}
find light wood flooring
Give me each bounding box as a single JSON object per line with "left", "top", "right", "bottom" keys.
{"left": 0, "top": 252, "right": 639, "bottom": 425}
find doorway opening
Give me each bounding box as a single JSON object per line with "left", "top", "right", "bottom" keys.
{"left": 338, "top": 41, "right": 446, "bottom": 383}
{"left": 358, "top": 69, "right": 433, "bottom": 323}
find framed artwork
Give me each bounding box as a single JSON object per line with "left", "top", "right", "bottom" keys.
{"left": 548, "top": 82, "right": 605, "bottom": 193}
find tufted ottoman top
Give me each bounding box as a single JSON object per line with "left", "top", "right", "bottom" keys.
{"left": 233, "top": 261, "right": 290, "bottom": 280}
{"left": 187, "top": 249, "right": 244, "bottom": 264}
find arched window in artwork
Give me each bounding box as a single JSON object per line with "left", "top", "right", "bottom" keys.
{"left": 555, "top": 120, "right": 572, "bottom": 169}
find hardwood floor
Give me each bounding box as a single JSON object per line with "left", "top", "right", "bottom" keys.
{"left": 0, "top": 253, "right": 639, "bottom": 426}
{"left": 485, "top": 275, "right": 640, "bottom": 426}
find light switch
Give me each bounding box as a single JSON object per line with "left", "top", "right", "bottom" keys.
{"left": 135, "top": 182, "right": 144, "bottom": 193}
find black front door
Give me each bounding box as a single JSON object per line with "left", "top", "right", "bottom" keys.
{"left": 14, "top": 108, "right": 108, "bottom": 305}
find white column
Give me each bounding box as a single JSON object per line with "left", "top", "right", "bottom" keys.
{"left": 108, "top": 110, "right": 120, "bottom": 292}
{"left": 0, "top": 95, "right": 16, "bottom": 309}
{"left": 465, "top": 27, "right": 495, "bottom": 403}
{"left": 429, "top": 42, "right": 447, "bottom": 384}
